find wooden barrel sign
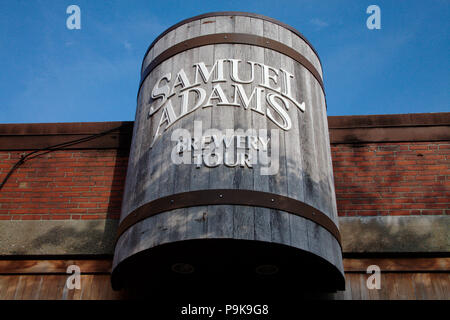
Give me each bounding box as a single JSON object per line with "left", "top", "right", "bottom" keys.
{"left": 112, "top": 12, "right": 345, "bottom": 292}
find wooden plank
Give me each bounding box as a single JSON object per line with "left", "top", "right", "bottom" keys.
{"left": 366, "top": 275, "right": 381, "bottom": 300}
{"left": 147, "top": 56, "right": 176, "bottom": 247}
{"left": 0, "top": 259, "right": 112, "bottom": 274}
{"left": 279, "top": 23, "right": 308, "bottom": 252}
{"left": 2, "top": 270, "right": 447, "bottom": 300}
{"left": 397, "top": 273, "right": 416, "bottom": 299}
{"left": 348, "top": 273, "right": 362, "bottom": 300}
{"left": 207, "top": 15, "right": 235, "bottom": 239}
{"left": 160, "top": 25, "right": 190, "bottom": 245}
{"left": 435, "top": 273, "right": 450, "bottom": 299}
{"left": 64, "top": 274, "right": 83, "bottom": 300}
{"left": 146, "top": 19, "right": 199, "bottom": 69}
{"left": 289, "top": 29, "right": 322, "bottom": 79}
{"left": 0, "top": 274, "right": 126, "bottom": 300}
{"left": 127, "top": 62, "right": 153, "bottom": 211}
{"left": 37, "top": 275, "right": 58, "bottom": 299}
{"left": 297, "top": 66, "right": 319, "bottom": 209}
{"left": 142, "top": 41, "right": 154, "bottom": 74}
{"left": 411, "top": 273, "right": 427, "bottom": 300}
{"left": 169, "top": 20, "right": 201, "bottom": 242}
{"left": 317, "top": 82, "right": 335, "bottom": 221}
{"left": 0, "top": 276, "right": 9, "bottom": 299}
{"left": 307, "top": 69, "right": 334, "bottom": 266}
{"left": 79, "top": 274, "right": 94, "bottom": 300}
{"left": 97, "top": 274, "right": 123, "bottom": 299}
{"left": 0, "top": 276, "right": 17, "bottom": 299}
{"left": 342, "top": 274, "right": 353, "bottom": 300}
{"left": 263, "top": 20, "right": 290, "bottom": 246}
{"left": 343, "top": 257, "right": 450, "bottom": 272}
{"left": 88, "top": 274, "right": 105, "bottom": 300}
{"left": 57, "top": 274, "right": 70, "bottom": 300}
{"left": 232, "top": 16, "right": 255, "bottom": 240}
{"left": 430, "top": 273, "right": 450, "bottom": 300}
{"left": 185, "top": 16, "right": 216, "bottom": 239}
{"left": 311, "top": 76, "right": 330, "bottom": 217}
{"left": 11, "top": 275, "right": 25, "bottom": 299}
{"left": 121, "top": 60, "right": 170, "bottom": 223}
{"left": 382, "top": 273, "right": 399, "bottom": 300}
{"left": 20, "top": 275, "right": 41, "bottom": 299}
{"left": 319, "top": 91, "right": 339, "bottom": 225}
{"left": 313, "top": 73, "right": 342, "bottom": 272}
{"left": 295, "top": 63, "right": 327, "bottom": 261}
{"left": 6, "top": 257, "right": 448, "bottom": 275}
{"left": 250, "top": 16, "right": 272, "bottom": 243}
{"left": 418, "top": 273, "right": 438, "bottom": 300}
{"left": 357, "top": 273, "right": 370, "bottom": 300}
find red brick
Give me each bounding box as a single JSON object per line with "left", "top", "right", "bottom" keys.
{"left": 388, "top": 210, "right": 411, "bottom": 216}
{"left": 81, "top": 215, "right": 106, "bottom": 220}
{"left": 391, "top": 187, "right": 411, "bottom": 192}
{"left": 78, "top": 203, "right": 98, "bottom": 209}
{"left": 421, "top": 210, "right": 444, "bottom": 215}
{"left": 51, "top": 215, "right": 71, "bottom": 220}
{"left": 21, "top": 215, "right": 42, "bottom": 220}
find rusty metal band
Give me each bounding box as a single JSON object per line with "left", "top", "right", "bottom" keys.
{"left": 140, "top": 11, "right": 322, "bottom": 72}
{"left": 138, "top": 33, "right": 325, "bottom": 98}
{"left": 115, "top": 189, "right": 342, "bottom": 247}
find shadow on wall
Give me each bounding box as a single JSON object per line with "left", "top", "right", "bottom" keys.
{"left": 5, "top": 140, "right": 130, "bottom": 256}
{"left": 8, "top": 219, "right": 119, "bottom": 255}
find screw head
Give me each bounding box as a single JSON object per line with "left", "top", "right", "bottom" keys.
{"left": 255, "top": 264, "right": 279, "bottom": 275}
{"left": 171, "top": 263, "right": 194, "bottom": 274}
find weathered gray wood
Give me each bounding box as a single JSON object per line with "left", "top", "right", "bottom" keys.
{"left": 232, "top": 16, "right": 255, "bottom": 240}
{"left": 307, "top": 74, "right": 334, "bottom": 264}
{"left": 164, "top": 23, "right": 192, "bottom": 243}
{"left": 320, "top": 90, "right": 339, "bottom": 225}
{"left": 142, "top": 15, "right": 323, "bottom": 78}
{"left": 249, "top": 17, "right": 272, "bottom": 242}
{"left": 294, "top": 64, "right": 323, "bottom": 258}
{"left": 290, "top": 29, "right": 322, "bottom": 79}
{"left": 114, "top": 12, "right": 344, "bottom": 285}
{"left": 185, "top": 16, "right": 216, "bottom": 239}
{"left": 137, "top": 59, "right": 173, "bottom": 248}
{"left": 263, "top": 21, "right": 290, "bottom": 246}
{"left": 279, "top": 24, "right": 307, "bottom": 251}
{"left": 206, "top": 16, "right": 236, "bottom": 239}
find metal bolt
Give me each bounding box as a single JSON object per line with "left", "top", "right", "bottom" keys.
{"left": 219, "top": 194, "right": 223, "bottom": 198}
{"left": 170, "top": 199, "right": 174, "bottom": 204}
{"left": 271, "top": 199, "right": 275, "bottom": 202}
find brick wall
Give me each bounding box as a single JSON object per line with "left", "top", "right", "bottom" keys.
{"left": 0, "top": 149, "right": 128, "bottom": 221}
{"left": 332, "top": 142, "right": 449, "bottom": 217}
{"left": 0, "top": 114, "right": 449, "bottom": 221}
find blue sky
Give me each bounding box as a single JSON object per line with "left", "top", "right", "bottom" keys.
{"left": 0, "top": 0, "right": 448, "bottom": 123}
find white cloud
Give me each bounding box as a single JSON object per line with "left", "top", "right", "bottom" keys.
{"left": 310, "top": 18, "right": 329, "bottom": 29}
{"left": 123, "top": 40, "right": 132, "bottom": 50}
